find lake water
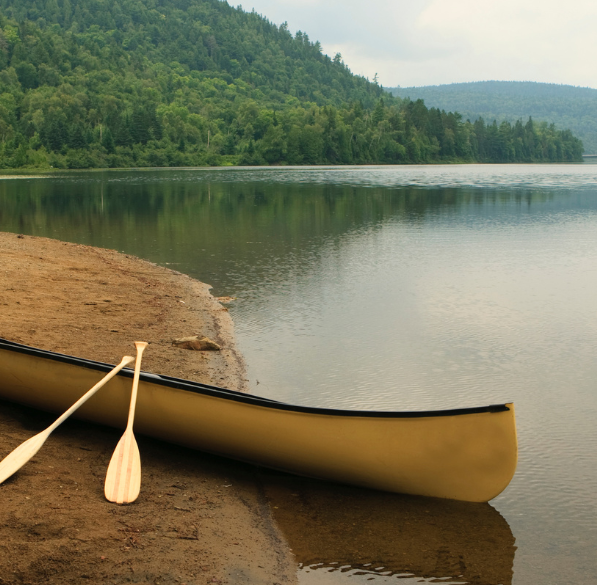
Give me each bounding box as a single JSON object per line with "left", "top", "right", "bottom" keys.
{"left": 1, "top": 164, "right": 596, "bottom": 585}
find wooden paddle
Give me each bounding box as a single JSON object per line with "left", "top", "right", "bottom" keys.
{"left": 104, "top": 341, "right": 147, "bottom": 504}
{"left": 0, "top": 355, "right": 135, "bottom": 485}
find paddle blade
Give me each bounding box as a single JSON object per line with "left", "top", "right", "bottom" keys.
{"left": 104, "top": 431, "right": 141, "bottom": 504}
{"left": 0, "top": 432, "right": 49, "bottom": 484}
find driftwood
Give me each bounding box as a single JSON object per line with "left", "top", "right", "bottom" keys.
{"left": 215, "top": 296, "right": 236, "bottom": 304}
{"left": 172, "top": 336, "right": 221, "bottom": 351}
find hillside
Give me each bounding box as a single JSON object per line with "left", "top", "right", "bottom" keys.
{"left": 390, "top": 81, "right": 597, "bottom": 154}
{"left": 0, "top": 2, "right": 584, "bottom": 168}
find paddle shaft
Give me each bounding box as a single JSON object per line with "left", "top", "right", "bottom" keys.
{"left": 0, "top": 355, "right": 134, "bottom": 485}
{"left": 125, "top": 342, "right": 147, "bottom": 432}
{"left": 47, "top": 355, "right": 135, "bottom": 434}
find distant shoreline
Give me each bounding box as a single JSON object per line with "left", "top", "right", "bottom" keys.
{"left": 0, "top": 160, "right": 593, "bottom": 178}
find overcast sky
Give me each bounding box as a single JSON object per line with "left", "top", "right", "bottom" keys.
{"left": 233, "top": 0, "right": 597, "bottom": 89}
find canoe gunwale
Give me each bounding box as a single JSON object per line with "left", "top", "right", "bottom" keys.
{"left": 0, "top": 338, "right": 511, "bottom": 419}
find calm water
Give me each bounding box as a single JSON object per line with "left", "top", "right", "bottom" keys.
{"left": 1, "top": 164, "right": 596, "bottom": 584}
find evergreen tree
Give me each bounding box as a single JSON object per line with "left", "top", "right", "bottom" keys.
{"left": 102, "top": 127, "right": 115, "bottom": 154}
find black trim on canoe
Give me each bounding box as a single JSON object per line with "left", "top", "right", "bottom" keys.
{"left": 0, "top": 338, "right": 511, "bottom": 419}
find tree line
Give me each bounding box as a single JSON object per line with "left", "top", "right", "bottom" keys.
{"left": 0, "top": 0, "right": 584, "bottom": 169}
{"left": 392, "top": 81, "right": 596, "bottom": 154}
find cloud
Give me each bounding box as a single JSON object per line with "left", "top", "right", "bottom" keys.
{"left": 234, "top": 0, "right": 597, "bottom": 88}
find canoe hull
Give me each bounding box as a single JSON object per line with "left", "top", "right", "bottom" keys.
{"left": 0, "top": 339, "right": 517, "bottom": 502}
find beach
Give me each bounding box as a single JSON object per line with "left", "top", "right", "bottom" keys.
{"left": 0, "top": 232, "right": 296, "bottom": 585}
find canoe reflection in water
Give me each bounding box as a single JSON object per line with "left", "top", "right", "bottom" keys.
{"left": 263, "top": 471, "right": 516, "bottom": 585}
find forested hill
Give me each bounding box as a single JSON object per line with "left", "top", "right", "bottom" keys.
{"left": 390, "top": 81, "right": 597, "bottom": 154}
{"left": 0, "top": 2, "right": 584, "bottom": 169}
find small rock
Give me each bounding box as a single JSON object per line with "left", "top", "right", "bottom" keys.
{"left": 172, "top": 336, "right": 221, "bottom": 351}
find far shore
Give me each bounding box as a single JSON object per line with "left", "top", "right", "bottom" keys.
{"left": 0, "top": 159, "right": 593, "bottom": 180}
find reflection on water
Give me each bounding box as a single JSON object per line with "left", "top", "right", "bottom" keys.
{"left": 263, "top": 472, "right": 515, "bottom": 585}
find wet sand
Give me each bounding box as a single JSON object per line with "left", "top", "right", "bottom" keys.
{"left": 0, "top": 232, "right": 297, "bottom": 585}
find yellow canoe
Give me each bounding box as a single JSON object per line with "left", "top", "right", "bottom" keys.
{"left": 0, "top": 338, "right": 517, "bottom": 502}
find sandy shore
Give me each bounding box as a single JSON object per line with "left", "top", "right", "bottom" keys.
{"left": 0, "top": 232, "right": 297, "bottom": 585}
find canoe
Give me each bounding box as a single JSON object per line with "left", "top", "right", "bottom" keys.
{"left": 0, "top": 337, "right": 517, "bottom": 502}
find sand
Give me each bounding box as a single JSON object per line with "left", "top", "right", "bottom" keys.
{"left": 0, "top": 232, "right": 297, "bottom": 585}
